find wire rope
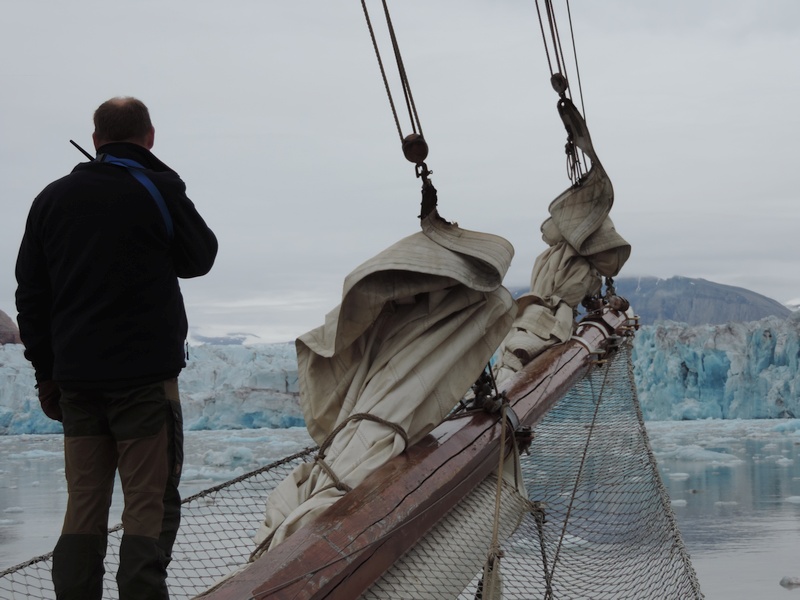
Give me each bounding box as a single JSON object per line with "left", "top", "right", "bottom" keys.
{"left": 361, "top": 0, "right": 404, "bottom": 142}
{"left": 535, "top": 0, "right": 594, "bottom": 182}
{"left": 361, "top": 0, "right": 425, "bottom": 148}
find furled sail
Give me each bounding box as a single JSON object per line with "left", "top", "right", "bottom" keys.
{"left": 252, "top": 211, "right": 517, "bottom": 552}
{"left": 494, "top": 97, "right": 631, "bottom": 383}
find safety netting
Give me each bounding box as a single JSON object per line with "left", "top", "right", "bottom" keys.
{"left": 0, "top": 341, "right": 702, "bottom": 599}
{"left": 364, "top": 341, "right": 704, "bottom": 599}
{"left": 0, "top": 450, "right": 316, "bottom": 600}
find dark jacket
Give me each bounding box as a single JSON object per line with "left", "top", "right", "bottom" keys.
{"left": 15, "top": 142, "right": 218, "bottom": 388}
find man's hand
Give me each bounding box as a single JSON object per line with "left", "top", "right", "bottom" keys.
{"left": 36, "top": 380, "right": 62, "bottom": 422}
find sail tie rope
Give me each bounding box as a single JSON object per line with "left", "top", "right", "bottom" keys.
{"left": 315, "top": 412, "right": 410, "bottom": 492}
{"left": 248, "top": 414, "right": 410, "bottom": 560}
{"left": 481, "top": 398, "right": 511, "bottom": 599}
{"left": 478, "top": 359, "right": 536, "bottom": 599}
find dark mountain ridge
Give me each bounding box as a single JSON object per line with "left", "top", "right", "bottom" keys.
{"left": 612, "top": 276, "right": 791, "bottom": 325}
{"left": 509, "top": 276, "right": 791, "bottom": 326}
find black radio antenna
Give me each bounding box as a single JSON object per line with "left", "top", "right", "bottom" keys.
{"left": 69, "top": 139, "right": 95, "bottom": 161}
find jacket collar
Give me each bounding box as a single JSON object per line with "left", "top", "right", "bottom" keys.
{"left": 94, "top": 142, "right": 170, "bottom": 172}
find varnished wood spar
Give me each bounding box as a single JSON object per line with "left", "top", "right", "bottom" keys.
{"left": 198, "top": 309, "right": 631, "bottom": 600}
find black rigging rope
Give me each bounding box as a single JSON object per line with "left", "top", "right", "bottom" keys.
{"left": 361, "top": 0, "right": 403, "bottom": 142}
{"left": 535, "top": 0, "right": 582, "bottom": 107}
{"left": 565, "top": 0, "right": 586, "bottom": 122}
{"left": 361, "top": 0, "right": 425, "bottom": 152}
{"left": 382, "top": 0, "right": 424, "bottom": 140}
{"left": 361, "top": 0, "right": 438, "bottom": 219}
{"left": 535, "top": 0, "right": 591, "bottom": 184}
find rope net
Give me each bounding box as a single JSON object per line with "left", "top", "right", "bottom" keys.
{"left": 364, "top": 341, "right": 703, "bottom": 599}
{"left": 0, "top": 449, "right": 317, "bottom": 600}
{"left": 0, "top": 342, "right": 702, "bottom": 599}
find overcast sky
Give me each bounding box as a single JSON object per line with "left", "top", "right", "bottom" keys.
{"left": 1, "top": 1, "right": 798, "bottom": 343}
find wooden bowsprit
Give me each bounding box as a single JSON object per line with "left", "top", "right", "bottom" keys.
{"left": 198, "top": 307, "right": 635, "bottom": 600}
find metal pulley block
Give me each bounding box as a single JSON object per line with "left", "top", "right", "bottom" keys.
{"left": 402, "top": 133, "right": 428, "bottom": 164}
{"left": 550, "top": 72, "right": 568, "bottom": 95}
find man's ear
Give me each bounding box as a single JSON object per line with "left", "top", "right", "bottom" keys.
{"left": 92, "top": 132, "right": 101, "bottom": 151}
{"left": 145, "top": 126, "right": 155, "bottom": 150}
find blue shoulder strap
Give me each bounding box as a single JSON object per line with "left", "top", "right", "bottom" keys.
{"left": 98, "top": 154, "right": 174, "bottom": 240}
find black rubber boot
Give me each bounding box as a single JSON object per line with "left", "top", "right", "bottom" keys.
{"left": 117, "top": 533, "right": 171, "bottom": 600}
{"left": 52, "top": 533, "right": 107, "bottom": 600}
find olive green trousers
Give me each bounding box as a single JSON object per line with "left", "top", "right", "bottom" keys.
{"left": 52, "top": 379, "right": 183, "bottom": 600}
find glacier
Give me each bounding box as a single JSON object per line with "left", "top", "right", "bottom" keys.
{"left": 1, "top": 311, "right": 799, "bottom": 434}
{"left": 0, "top": 342, "right": 303, "bottom": 435}
{"left": 635, "top": 311, "right": 800, "bottom": 420}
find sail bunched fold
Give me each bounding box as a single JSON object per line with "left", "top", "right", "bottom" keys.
{"left": 254, "top": 212, "right": 517, "bottom": 551}
{"left": 494, "top": 98, "right": 631, "bottom": 383}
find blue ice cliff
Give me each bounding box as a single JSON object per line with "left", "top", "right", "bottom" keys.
{"left": 635, "top": 312, "right": 800, "bottom": 420}
{"left": 2, "top": 312, "right": 799, "bottom": 434}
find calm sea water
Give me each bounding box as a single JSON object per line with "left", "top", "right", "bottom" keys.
{"left": 2, "top": 420, "right": 799, "bottom": 599}
{"left": 646, "top": 419, "right": 800, "bottom": 599}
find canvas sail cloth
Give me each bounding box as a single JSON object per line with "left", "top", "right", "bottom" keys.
{"left": 253, "top": 212, "right": 517, "bottom": 552}
{"left": 494, "top": 98, "right": 631, "bottom": 383}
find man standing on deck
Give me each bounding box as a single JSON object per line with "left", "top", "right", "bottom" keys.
{"left": 14, "top": 96, "right": 218, "bottom": 600}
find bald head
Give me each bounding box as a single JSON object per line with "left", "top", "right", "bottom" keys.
{"left": 92, "top": 96, "right": 155, "bottom": 150}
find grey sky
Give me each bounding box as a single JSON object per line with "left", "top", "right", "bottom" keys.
{"left": 2, "top": 1, "right": 798, "bottom": 342}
